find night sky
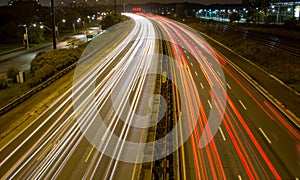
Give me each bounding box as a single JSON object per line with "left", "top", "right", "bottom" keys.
{"left": 0, "top": 0, "right": 242, "bottom": 6}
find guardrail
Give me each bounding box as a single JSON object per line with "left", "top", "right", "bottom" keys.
{"left": 0, "top": 62, "right": 77, "bottom": 116}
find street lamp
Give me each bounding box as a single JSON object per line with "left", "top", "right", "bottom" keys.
{"left": 51, "top": 0, "right": 57, "bottom": 49}
{"left": 114, "top": 0, "right": 117, "bottom": 14}
{"left": 39, "top": 24, "right": 59, "bottom": 49}
{"left": 20, "top": 23, "right": 37, "bottom": 51}
{"left": 40, "top": 24, "right": 52, "bottom": 31}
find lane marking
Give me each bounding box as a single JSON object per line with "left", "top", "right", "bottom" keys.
{"left": 132, "top": 76, "right": 155, "bottom": 180}
{"left": 217, "top": 71, "right": 221, "bottom": 76}
{"left": 184, "top": 50, "right": 186, "bottom": 53}
{"left": 208, "top": 100, "right": 212, "bottom": 109}
{"left": 200, "top": 83, "right": 204, "bottom": 90}
{"left": 259, "top": 127, "right": 272, "bottom": 144}
{"left": 195, "top": 71, "right": 198, "bottom": 76}
{"left": 218, "top": 127, "right": 226, "bottom": 141}
{"left": 190, "top": 62, "right": 193, "bottom": 67}
{"left": 187, "top": 55, "right": 190, "bottom": 59}
{"left": 226, "top": 83, "right": 232, "bottom": 90}
{"left": 84, "top": 144, "right": 95, "bottom": 163}
{"left": 238, "top": 175, "right": 242, "bottom": 180}
{"left": 239, "top": 100, "right": 247, "bottom": 110}
{"left": 179, "top": 112, "right": 187, "bottom": 180}
{"left": 37, "top": 143, "right": 53, "bottom": 161}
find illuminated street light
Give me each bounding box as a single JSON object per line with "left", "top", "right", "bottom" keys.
{"left": 19, "top": 24, "right": 38, "bottom": 51}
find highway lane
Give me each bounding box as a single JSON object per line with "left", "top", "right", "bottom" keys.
{"left": 1, "top": 13, "right": 299, "bottom": 180}
{"left": 147, "top": 15, "right": 300, "bottom": 179}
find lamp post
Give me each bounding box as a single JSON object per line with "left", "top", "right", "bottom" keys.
{"left": 51, "top": 0, "right": 57, "bottom": 49}
{"left": 21, "top": 23, "right": 37, "bottom": 51}
{"left": 40, "top": 24, "right": 52, "bottom": 31}
{"left": 25, "top": 25, "right": 29, "bottom": 50}
{"left": 123, "top": 0, "right": 125, "bottom": 13}
{"left": 114, "top": 0, "right": 117, "bottom": 14}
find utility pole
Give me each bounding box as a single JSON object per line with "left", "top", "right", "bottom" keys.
{"left": 114, "top": 0, "right": 117, "bottom": 14}
{"left": 25, "top": 26, "right": 29, "bottom": 50}
{"left": 123, "top": 0, "right": 125, "bottom": 14}
{"left": 123, "top": 0, "right": 125, "bottom": 20}
{"left": 51, "top": 0, "right": 57, "bottom": 49}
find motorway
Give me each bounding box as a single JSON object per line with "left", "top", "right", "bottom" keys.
{"left": 0, "top": 13, "right": 299, "bottom": 179}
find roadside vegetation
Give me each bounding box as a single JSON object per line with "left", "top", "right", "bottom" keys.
{"left": 0, "top": 44, "right": 86, "bottom": 107}
{"left": 100, "top": 13, "right": 129, "bottom": 30}
{"left": 28, "top": 46, "right": 85, "bottom": 87}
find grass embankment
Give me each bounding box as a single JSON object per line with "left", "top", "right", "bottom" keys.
{"left": 185, "top": 20, "right": 300, "bottom": 92}
{"left": 0, "top": 44, "right": 24, "bottom": 53}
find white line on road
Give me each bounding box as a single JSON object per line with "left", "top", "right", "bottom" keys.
{"left": 218, "top": 127, "right": 226, "bottom": 141}
{"left": 85, "top": 144, "right": 95, "bottom": 163}
{"left": 226, "top": 83, "right": 232, "bottom": 90}
{"left": 208, "top": 100, "right": 212, "bottom": 109}
{"left": 184, "top": 50, "right": 186, "bottom": 54}
{"left": 190, "top": 62, "right": 193, "bottom": 66}
{"left": 217, "top": 71, "right": 221, "bottom": 76}
{"left": 187, "top": 55, "right": 190, "bottom": 59}
{"left": 200, "top": 83, "right": 204, "bottom": 89}
{"left": 259, "top": 127, "right": 272, "bottom": 144}
{"left": 238, "top": 175, "right": 242, "bottom": 180}
{"left": 195, "top": 71, "right": 198, "bottom": 76}
{"left": 239, "top": 100, "right": 247, "bottom": 110}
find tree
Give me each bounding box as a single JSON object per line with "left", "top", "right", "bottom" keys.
{"left": 28, "top": 26, "right": 44, "bottom": 44}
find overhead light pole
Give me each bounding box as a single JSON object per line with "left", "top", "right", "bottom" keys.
{"left": 20, "top": 24, "right": 37, "bottom": 51}
{"left": 114, "top": 0, "right": 117, "bottom": 14}
{"left": 51, "top": 0, "right": 57, "bottom": 49}
{"left": 123, "top": 0, "right": 125, "bottom": 13}
{"left": 25, "top": 25, "right": 29, "bottom": 50}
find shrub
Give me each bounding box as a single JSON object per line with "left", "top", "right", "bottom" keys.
{"left": 28, "top": 45, "right": 85, "bottom": 87}
{"left": 0, "top": 78, "right": 10, "bottom": 89}
{"left": 6, "top": 66, "right": 19, "bottom": 82}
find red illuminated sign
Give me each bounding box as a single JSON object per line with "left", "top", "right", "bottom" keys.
{"left": 132, "top": 8, "right": 142, "bottom": 13}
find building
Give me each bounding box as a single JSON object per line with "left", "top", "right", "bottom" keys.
{"left": 269, "top": 1, "right": 300, "bottom": 23}
{"left": 242, "top": 0, "right": 299, "bottom": 23}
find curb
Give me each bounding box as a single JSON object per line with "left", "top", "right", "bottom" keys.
{"left": 0, "top": 47, "right": 25, "bottom": 56}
